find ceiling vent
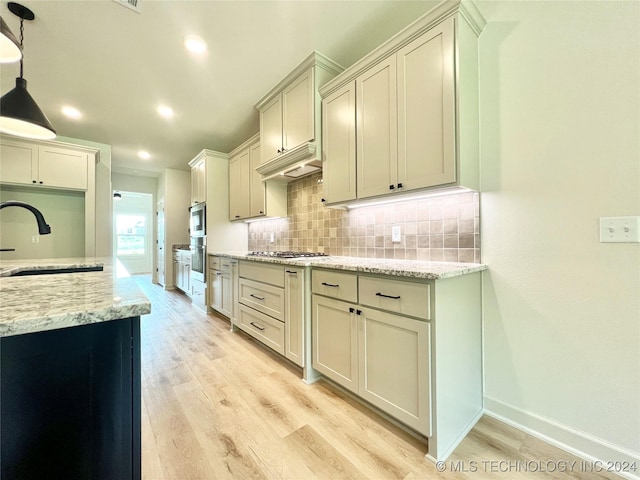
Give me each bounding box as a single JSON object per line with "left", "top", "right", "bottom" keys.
{"left": 113, "top": 0, "right": 141, "bottom": 14}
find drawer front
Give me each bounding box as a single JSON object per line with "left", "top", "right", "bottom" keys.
{"left": 239, "top": 260, "right": 284, "bottom": 288}
{"left": 219, "top": 259, "right": 234, "bottom": 274}
{"left": 239, "top": 278, "right": 285, "bottom": 321}
{"left": 312, "top": 269, "right": 358, "bottom": 302}
{"left": 238, "top": 304, "right": 285, "bottom": 355}
{"left": 359, "top": 275, "right": 430, "bottom": 320}
{"left": 209, "top": 255, "right": 220, "bottom": 270}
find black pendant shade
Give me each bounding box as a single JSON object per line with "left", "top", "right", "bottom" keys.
{"left": 0, "top": 16, "right": 21, "bottom": 63}
{"left": 0, "top": 77, "right": 56, "bottom": 139}
{"left": 0, "top": 2, "right": 55, "bottom": 140}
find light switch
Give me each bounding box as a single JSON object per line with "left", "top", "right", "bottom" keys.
{"left": 392, "top": 226, "right": 401, "bottom": 243}
{"left": 599, "top": 216, "right": 640, "bottom": 243}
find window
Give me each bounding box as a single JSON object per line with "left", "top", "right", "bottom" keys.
{"left": 116, "top": 214, "right": 146, "bottom": 256}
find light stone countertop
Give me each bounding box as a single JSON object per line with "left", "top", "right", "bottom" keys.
{"left": 208, "top": 252, "right": 487, "bottom": 280}
{"left": 0, "top": 257, "right": 151, "bottom": 338}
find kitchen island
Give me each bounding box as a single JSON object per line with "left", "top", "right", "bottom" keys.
{"left": 0, "top": 257, "right": 151, "bottom": 480}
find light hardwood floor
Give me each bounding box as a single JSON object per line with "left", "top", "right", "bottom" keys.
{"left": 137, "top": 276, "right": 620, "bottom": 480}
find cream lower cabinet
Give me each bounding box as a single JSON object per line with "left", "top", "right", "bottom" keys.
{"left": 174, "top": 251, "right": 192, "bottom": 294}
{"left": 312, "top": 293, "right": 431, "bottom": 435}
{"left": 236, "top": 260, "right": 305, "bottom": 366}
{"left": 209, "top": 256, "right": 235, "bottom": 320}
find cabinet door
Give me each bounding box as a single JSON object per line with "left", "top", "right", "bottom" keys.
{"left": 196, "top": 159, "right": 206, "bottom": 203}
{"left": 228, "top": 150, "right": 250, "bottom": 220}
{"left": 282, "top": 67, "right": 314, "bottom": 152}
{"left": 221, "top": 271, "right": 233, "bottom": 318}
{"left": 259, "top": 95, "right": 283, "bottom": 165}
{"left": 356, "top": 56, "right": 398, "bottom": 199}
{"left": 284, "top": 267, "right": 305, "bottom": 367}
{"left": 0, "top": 141, "right": 37, "bottom": 185}
{"left": 173, "top": 260, "right": 179, "bottom": 289}
{"left": 38, "top": 145, "right": 88, "bottom": 190}
{"left": 190, "top": 165, "right": 198, "bottom": 206}
{"left": 322, "top": 81, "right": 356, "bottom": 204}
{"left": 249, "top": 141, "right": 266, "bottom": 217}
{"left": 210, "top": 269, "right": 222, "bottom": 311}
{"left": 358, "top": 307, "right": 431, "bottom": 435}
{"left": 397, "top": 19, "right": 455, "bottom": 190}
{"left": 312, "top": 295, "right": 358, "bottom": 392}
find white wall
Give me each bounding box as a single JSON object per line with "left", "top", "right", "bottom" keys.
{"left": 478, "top": 0, "right": 639, "bottom": 465}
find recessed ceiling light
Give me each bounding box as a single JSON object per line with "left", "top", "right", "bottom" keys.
{"left": 184, "top": 35, "right": 207, "bottom": 54}
{"left": 62, "top": 106, "right": 82, "bottom": 119}
{"left": 157, "top": 105, "right": 174, "bottom": 119}
{"left": 138, "top": 150, "right": 151, "bottom": 160}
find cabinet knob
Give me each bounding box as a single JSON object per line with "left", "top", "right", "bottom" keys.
{"left": 397, "top": 183, "right": 403, "bottom": 189}
{"left": 32, "top": 180, "right": 36, "bottom": 184}
{"left": 321, "top": 198, "right": 326, "bottom": 203}
{"left": 235, "top": 215, "right": 240, "bottom": 218}
{"left": 349, "top": 307, "right": 355, "bottom": 313}
{"left": 389, "top": 184, "right": 395, "bottom": 190}
{"left": 39, "top": 181, "right": 43, "bottom": 184}
{"left": 259, "top": 211, "right": 264, "bottom": 214}
{"left": 277, "top": 149, "right": 282, "bottom": 154}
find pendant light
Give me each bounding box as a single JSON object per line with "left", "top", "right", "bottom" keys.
{"left": 0, "top": 16, "right": 22, "bottom": 63}
{"left": 0, "top": 2, "right": 55, "bottom": 140}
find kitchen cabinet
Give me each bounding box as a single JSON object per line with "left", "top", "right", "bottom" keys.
{"left": 255, "top": 52, "right": 343, "bottom": 182}
{"left": 191, "top": 279, "right": 206, "bottom": 311}
{"left": 228, "top": 134, "right": 287, "bottom": 221}
{"left": 284, "top": 266, "right": 305, "bottom": 367}
{"left": 321, "top": 81, "right": 356, "bottom": 204}
{"left": 188, "top": 154, "right": 206, "bottom": 206}
{"left": 312, "top": 269, "right": 431, "bottom": 435}
{"left": 209, "top": 255, "right": 234, "bottom": 319}
{"left": 236, "top": 260, "right": 305, "bottom": 365}
{"left": 0, "top": 135, "right": 99, "bottom": 256}
{"left": 319, "top": 2, "right": 484, "bottom": 206}
{"left": 173, "top": 250, "right": 191, "bottom": 295}
{"left": 0, "top": 139, "right": 89, "bottom": 190}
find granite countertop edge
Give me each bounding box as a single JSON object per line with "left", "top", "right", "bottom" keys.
{"left": 208, "top": 252, "right": 487, "bottom": 279}
{"left": 0, "top": 258, "right": 151, "bottom": 338}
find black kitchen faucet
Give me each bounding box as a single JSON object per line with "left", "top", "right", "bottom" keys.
{"left": 0, "top": 201, "right": 51, "bottom": 251}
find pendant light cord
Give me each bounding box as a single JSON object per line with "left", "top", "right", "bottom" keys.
{"left": 18, "top": 17, "right": 24, "bottom": 78}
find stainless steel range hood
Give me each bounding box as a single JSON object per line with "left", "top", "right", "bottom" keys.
{"left": 256, "top": 143, "right": 321, "bottom": 182}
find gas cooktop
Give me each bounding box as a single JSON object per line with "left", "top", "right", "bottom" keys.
{"left": 247, "top": 251, "right": 329, "bottom": 259}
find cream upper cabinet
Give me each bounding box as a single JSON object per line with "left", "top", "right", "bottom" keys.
{"left": 319, "top": 3, "right": 484, "bottom": 206}
{"left": 228, "top": 134, "right": 287, "bottom": 221}
{"left": 228, "top": 148, "right": 251, "bottom": 220}
{"left": 0, "top": 139, "right": 88, "bottom": 191}
{"left": 260, "top": 95, "right": 283, "bottom": 165}
{"left": 249, "top": 141, "right": 266, "bottom": 217}
{"left": 397, "top": 21, "right": 455, "bottom": 190}
{"left": 321, "top": 81, "right": 356, "bottom": 204}
{"left": 259, "top": 67, "right": 314, "bottom": 165}
{"left": 356, "top": 56, "right": 398, "bottom": 199}
{"left": 189, "top": 155, "right": 206, "bottom": 205}
{"left": 255, "top": 52, "right": 343, "bottom": 182}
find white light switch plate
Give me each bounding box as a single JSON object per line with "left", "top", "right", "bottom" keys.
{"left": 599, "top": 216, "right": 640, "bottom": 243}
{"left": 392, "top": 226, "right": 401, "bottom": 243}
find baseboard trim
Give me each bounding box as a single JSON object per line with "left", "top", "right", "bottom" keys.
{"left": 484, "top": 396, "right": 640, "bottom": 480}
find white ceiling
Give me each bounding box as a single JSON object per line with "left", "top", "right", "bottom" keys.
{"left": 0, "top": 0, "right": 439, "bottom": 177}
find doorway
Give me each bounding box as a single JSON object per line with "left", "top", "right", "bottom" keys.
{"left": 113, "top": 191, "right": 153, "bottom": 274}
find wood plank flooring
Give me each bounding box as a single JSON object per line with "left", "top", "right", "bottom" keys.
{"left": 136, "top": 276, "right": 621, "bottom": 480}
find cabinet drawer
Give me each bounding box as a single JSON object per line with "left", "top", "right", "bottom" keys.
{"left": 239, "top": 260, "right": 284, "bottom": 288}
{"left": 219, "top": 259, "right": 234, "bottom": 274}
{"left": 359, "top": 275, "right": 430, "bottom": 320}
{"left": 239, "top": 278, "right": 284, "bottom": 321}
{"left": 209, "top": 255, "right": 220, "bottom": 270}
{"left": 238, "top": 304, "right": 285, "bottom": 356}
{"left": 312, "top": 269, "right": 358, "bottom": 303}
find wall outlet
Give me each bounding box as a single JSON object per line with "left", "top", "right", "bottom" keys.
{"left": 32, "top": 235, "right": 39, "bottom": 244}
{"left": 392, "top": 226, "right": 401, "bottom": 243}
{"left": 599, "top": 216, "right": 640, "bottom": 243}
{"left": 270, "top": 232, "right": 275, "bottom": 243}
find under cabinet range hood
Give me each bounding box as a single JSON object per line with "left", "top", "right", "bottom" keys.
{"left": 255, "top": 143, "right": 322, "bottom": 182}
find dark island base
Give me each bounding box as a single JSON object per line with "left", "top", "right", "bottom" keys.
{"left": 1, "top": 317, "right": 141, "bottom": 480}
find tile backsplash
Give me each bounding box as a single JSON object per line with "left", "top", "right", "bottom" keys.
{"left": 248, "top": 173, "right": 480, "bottom": 263}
